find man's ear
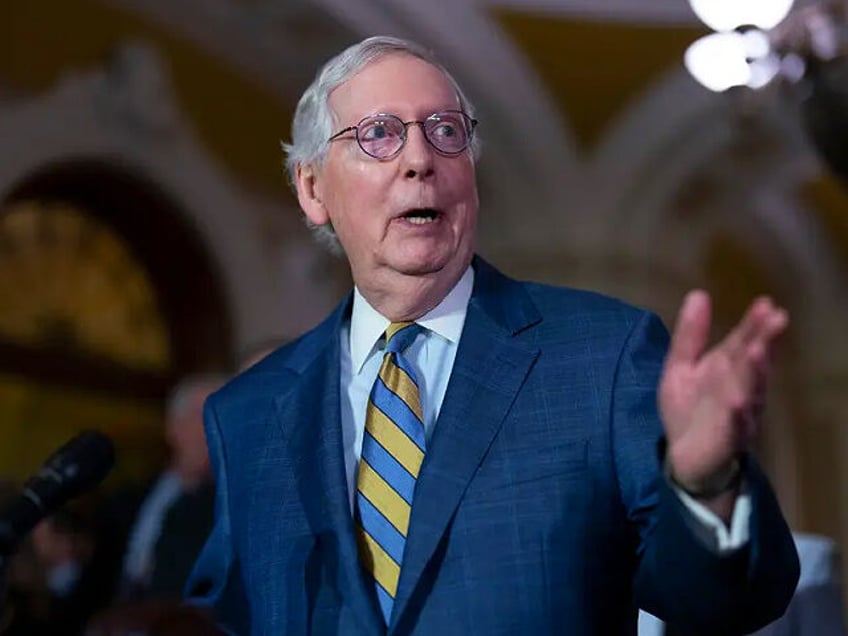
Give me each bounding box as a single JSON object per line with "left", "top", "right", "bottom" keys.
{"left": 295, "top": 163, "right": 330, "bottom": 226}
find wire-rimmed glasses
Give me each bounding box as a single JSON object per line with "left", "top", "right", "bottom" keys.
{"left": 328, "top": 110, "right": 477, "bottom": 159}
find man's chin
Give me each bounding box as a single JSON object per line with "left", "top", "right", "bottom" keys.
{"left": 389, "top": 252, "right": 458, "bottom": 278}
{"left": 394, "top": 261, "right": 446, "bottom": 278}
{"left": 379, "top": 246, "right": 471, "bottom": 282}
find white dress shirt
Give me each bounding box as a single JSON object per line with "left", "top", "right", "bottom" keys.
{"left": 122, "top": 469, "right": 184, "bottom": 584}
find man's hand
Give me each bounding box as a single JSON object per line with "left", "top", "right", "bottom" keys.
{"left": 659, "top": 290, "right": 788, "bottom": 510}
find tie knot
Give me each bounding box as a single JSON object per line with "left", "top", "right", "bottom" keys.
{"left": 384, "top": 322, "right": 422, "bottom": 354}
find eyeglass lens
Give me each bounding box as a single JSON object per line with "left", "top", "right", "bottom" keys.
{"left": 357, "top": 112, "right": 472, "bottom": 158}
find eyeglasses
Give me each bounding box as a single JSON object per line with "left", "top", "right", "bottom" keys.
{"left": 328, "top": 110, "right": 478, "bottom": 159}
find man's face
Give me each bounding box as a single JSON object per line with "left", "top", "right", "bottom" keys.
{"left": 301, "top": 54, "right": 479, "bottom": 293}
{"left": 165, "top": 392, "right": 211, "bottom": 480}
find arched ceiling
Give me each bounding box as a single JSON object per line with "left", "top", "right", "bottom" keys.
{"left": 492, "top": 11, "right": 705, "bottom": 149}
{"left": 0, "top": 0, "right": 712, "bottom": 192}
{"left": 0, "top": 0, "right": 354, "bottom": 193}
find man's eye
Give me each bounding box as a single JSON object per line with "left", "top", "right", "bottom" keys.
{"left": 432, "top": 123, "right": 457, "bottom": 138}
{"left": 362, "top": 124, "right": 393, "bottom": 140}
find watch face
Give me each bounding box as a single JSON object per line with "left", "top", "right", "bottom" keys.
{"left": 0, "top": 201, "right": 172, "bottom": 482}
{"left": 0, "top": 201, "right": 170, "bottom": 370}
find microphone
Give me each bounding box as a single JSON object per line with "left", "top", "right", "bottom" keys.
{"left": 0, "top": 430, "right": 115, "bottom": 555}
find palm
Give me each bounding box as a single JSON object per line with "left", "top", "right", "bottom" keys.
{"left": 659, "top": 291, "right": 786, "bottom": 486}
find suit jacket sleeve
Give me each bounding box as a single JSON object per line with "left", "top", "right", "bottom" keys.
{"left": 184, "top": 398, "right": 251, "bottom": 636}
{"left": 612, "top": 311, "right": 799, "bottom": 634}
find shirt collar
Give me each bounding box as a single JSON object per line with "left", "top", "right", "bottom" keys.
{"left": 349, "top": 266, "right": 474, "bottom": 374}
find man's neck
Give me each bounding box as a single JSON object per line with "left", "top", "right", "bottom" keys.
{"left": 354, "top": 263, "right": 471, "bottom": 322}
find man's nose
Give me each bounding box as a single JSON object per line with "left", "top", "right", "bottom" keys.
{"left": 400, "top": 123, "right": 435, "bottom": 179}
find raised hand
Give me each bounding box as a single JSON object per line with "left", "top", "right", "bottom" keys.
{"left": 659, "top": 290, "right": 788, "bottom": 503}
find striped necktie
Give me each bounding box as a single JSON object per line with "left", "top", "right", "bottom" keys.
{"left": 356, "top": 321, "right": 425, "bottom": 625}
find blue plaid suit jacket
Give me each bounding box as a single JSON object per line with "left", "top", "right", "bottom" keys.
{"left": 187, "top": 257, "right": 798, "bottom": 635}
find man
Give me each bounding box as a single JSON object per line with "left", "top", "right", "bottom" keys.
{"left": 186, "top": 36, "right": 799, "bottom": 635}
{"left": 4, "top": 505, "right": 103, "bottom": 636}
{"left": 114, "top": 374, "right": 223, "bottom": 601}
{"left": 85, "top": 375, "right": 225, "bottom": 635}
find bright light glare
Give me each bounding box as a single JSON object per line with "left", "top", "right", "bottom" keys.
{"left": 747, "top": 57, "right": 780, "bottom": 89}
{"left": 742, "top": 30, "right": 779, "bottom": 88}
{"left": 781, "top": 53, "right": 807, "bottom": 83}
{"left": 742, "top": 29, "right": 771, "bottom": 59}
{"left": 688, "top": 0, "right": 795, "bottom": 31}
{"left": 684, "top": 33, "right": 751, "bottom": 92}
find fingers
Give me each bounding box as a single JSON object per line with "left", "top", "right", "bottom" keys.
{"left": 740, "top": 343, "right": 773, "bottom": 440}
{"left": 666, "top": 289, "right": 712, "bottom": 367}
{"left": 716, "top": 297, "right": 787, "bottom": 418}
{"left": 723, "top": 296, "right": 788, "bottom": 362}
{"left": 748, "top": 355, "right": 769, "bottom": 419}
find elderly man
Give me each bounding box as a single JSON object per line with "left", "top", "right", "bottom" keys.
{"left": 186, "top": 36, "right": 799, "bottom": 635}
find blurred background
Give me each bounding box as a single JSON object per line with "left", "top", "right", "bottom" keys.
{"left": 1, "top": 0, "right": 848, "bottom": 623}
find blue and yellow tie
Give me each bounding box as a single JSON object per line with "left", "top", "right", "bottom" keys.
{"left": 356, "top": 321, "right": 425, "bottom": 624}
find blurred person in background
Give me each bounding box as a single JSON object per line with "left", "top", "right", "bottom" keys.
{"left": 84, "top": 374, "right": 225, "bottom": 636}
{"left": 29, "top": 505, "right": 102, "bottom": 635}
{"left": 236, "top": 337, "right": 290, "bottom": 373}
{"left": 100, "top": 374, "right": 224, "bottom": 602}
{"left": 0, "top": 479, "right": 40, "bottom": 636}
{"left": 1, "top": 502, "right": 104, "bottom": 636}
{"left": 755, "top": 532, "right": 847, "bottom": 636}
{"left": 639, "top": 532, "right": 847, "bottom": 635}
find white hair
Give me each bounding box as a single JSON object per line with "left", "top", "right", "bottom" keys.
{"left": 281, "top": 35, "right": 480, "bottom": 253}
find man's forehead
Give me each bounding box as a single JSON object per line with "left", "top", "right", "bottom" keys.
{"left": 328, "top": 54, "right": 460, "bottom": 119}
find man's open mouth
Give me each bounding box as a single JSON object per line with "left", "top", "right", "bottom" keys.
{"left": 400, "top": 208, "right": 441, "bottom": 225}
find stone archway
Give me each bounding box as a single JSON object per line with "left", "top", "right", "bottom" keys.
{"left": 0, "top": 40, "right": 289, "bottom": 355}
{"left": 4, "top": 158, "right": 233, "bottom": 376}
{"left": 0, "top": 41, "right": 290, "bottom": 482}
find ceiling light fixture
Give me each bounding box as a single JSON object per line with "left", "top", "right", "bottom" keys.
{"left": 688, "top": 0, "right": 795, "bottom": 32}
{"left": 684, "top": 0, "right": 848, "bottom": 184}
{"left": 684, "top": 0, "right": 795, "bottom": 92}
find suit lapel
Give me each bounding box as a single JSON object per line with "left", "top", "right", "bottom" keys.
{"left": 390, "top": 259, "right": 541, "bottom": 630}
{"left": 273, "top": 301, "right": 384, "bottom": 635}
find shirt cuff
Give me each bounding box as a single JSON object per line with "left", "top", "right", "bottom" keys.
{"left": 672, "top": 483, "right": 752, "bottom": 552}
